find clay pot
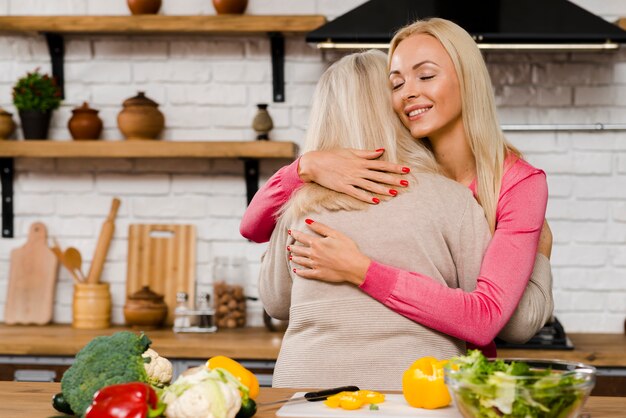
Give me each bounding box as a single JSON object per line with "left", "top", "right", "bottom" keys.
{"left": 127, "top": 0, "right": 162, "bottom": 15}
{"left": 68, "top": 102, "right": 103, "bottom": 140}
{"left": 213, "top": 0, "right": 248, "bottom": 14}
{"left": 123, "top": 286, "right": 168, "bottom": 329}
{"left": 252, "top": 103, "right": 273, "bottom": 140}
{"left": 117, "top": 91, "right": 165, "bottom": 140}
{"left": 0, "top": 108, "right": 16, "bottom": 140}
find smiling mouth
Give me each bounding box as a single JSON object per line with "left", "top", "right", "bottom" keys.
{"left": 406, "top": 106, "right": 432, "bottom": 119}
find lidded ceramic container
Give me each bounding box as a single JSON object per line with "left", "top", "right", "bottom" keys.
{"left": 117, "top": 91, "right": 165, "bottom": 140}
{"left": 213, "top": 0, "right": 248, "bottom": 14}
{"left": 68, "top": 102, "right": 103, "bottom": 140}
{"left": 0, "top": 108, "right": 16, "bottom": 140}
{"left": 123, "top": 285, "right": 168, "bottom": 328}
{"left": 127, "top": 0, "right": 162, "bottom": 15}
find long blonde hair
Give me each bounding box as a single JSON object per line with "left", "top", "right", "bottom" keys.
{"left": 282, "top": 49, "right": 439, "bottom": 222}
{"left": 389, "top": 18, "right": 520, "bottom": 233}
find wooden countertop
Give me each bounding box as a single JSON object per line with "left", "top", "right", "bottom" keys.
{"left": 0, "top": 325, "right": 283, "bottom": 360}
{"left": 0, "top": 324, "right": 624, "bottom": 367}
{"left": 1, "top": 382, "right": 625, "bottom": 418}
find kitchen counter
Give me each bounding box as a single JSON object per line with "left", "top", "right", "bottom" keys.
{"left": 1, "top": 382, "right": 625, "bottom": 417}
{"left": 0, "top": 324, "right": 624, "bottom": 366}
{"left": 0, "top": 324, "right": 283, "bottom": 360}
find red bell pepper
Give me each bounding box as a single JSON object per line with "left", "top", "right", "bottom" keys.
{"left": 85, "top": 382, "right": 165, "bottom": 418}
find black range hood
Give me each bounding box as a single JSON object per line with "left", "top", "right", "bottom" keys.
{"left": 307, "top": 0, "right": 626, "bottom": 50}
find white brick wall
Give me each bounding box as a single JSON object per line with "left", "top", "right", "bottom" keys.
{"left": 0, "top": 0, "right": 624, "bottom": 333}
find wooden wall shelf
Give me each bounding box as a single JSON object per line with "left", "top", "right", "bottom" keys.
{"left": 0, "top": 141, "right": 298, "bottom": 238}
{"left": 0, "top": 140, "right": 296, "bottom": 159}
{"left": 0, "top": 15, "right": 326, "bottom": 35}
{"left": 0, "top": 15, "right": 326, "bottom": 103}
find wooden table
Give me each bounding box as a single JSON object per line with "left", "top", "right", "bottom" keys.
{"left": 1, "top": 382, "right": 625, "bottom": 418}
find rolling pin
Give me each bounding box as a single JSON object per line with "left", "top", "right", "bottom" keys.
{"left": 87, "top": 198, "right": 121, "bottom": 284}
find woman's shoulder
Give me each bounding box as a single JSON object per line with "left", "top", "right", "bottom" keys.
{"left": 500, "top": 155, "right": 547, "bottom": 198}
{"left": 410, "top": 172, "right": 476, "bottom": 208}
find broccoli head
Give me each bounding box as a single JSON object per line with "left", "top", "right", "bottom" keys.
{"left": 61, "top": 331, "right": 151, "bottom": 417}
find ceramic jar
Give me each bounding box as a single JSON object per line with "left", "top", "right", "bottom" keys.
{"left": 124, "top": 286, "right": 168, "bottom": 329}
{"left": 117, "top": 91, "right": 165, "bottom": 140}
{"left": 213, "top": 0, "right": 248, "bottom": 14}
{"left": 68, "top": 102, "right": 103, "bottom": 140}
{"left": 0, "top": 108, "right": 16, "bottom": 140}
{"left": 127, "top": 0, "right": 162, "bottom": 15}
{"left": 252, "top": 103, "right": 273, "bottom": 140}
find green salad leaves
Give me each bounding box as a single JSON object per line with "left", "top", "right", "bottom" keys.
{"left": 448, "top": 350, "right": 589, "bottom": 418}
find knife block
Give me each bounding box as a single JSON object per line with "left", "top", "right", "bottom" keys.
{"left": 72, "top": 283, "right": 112, "bottom": 329}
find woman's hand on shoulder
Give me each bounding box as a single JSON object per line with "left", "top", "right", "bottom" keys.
{"left": 298, "top": 148, "right": 411, "bottom": 203}
{"left": 288, "top": 219, "right": 371, "bottom": 286}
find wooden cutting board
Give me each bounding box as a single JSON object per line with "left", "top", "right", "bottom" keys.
{"left": 126, "top": 224, "right": 196, "bottom": 325}
{"left": 276, "top": 393, "right": 462, "bottom": 418}
{"left": 4, "top": 222, "right": 59, "bottom": 325}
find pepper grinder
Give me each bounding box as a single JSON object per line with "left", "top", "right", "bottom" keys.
{"left": 252, "top": 103, "right": 273, "bottom": 140}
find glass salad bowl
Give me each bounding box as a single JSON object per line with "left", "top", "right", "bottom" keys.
{"left": 444, "top": 356, "right": 596, "bottom": 418}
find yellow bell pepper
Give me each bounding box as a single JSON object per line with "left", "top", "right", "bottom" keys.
{"left": 206, "top": 355, "right": 260, "bottom": 399}
{"left": 402, "top": 356, "right": 451, "bottom": 409}
{"left": 324, "top": 390, "right": 385, "bottom": 410}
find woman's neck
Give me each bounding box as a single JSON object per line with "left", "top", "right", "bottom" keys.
{"left": 430, "top": 123, "right": 476, "bottom": 186}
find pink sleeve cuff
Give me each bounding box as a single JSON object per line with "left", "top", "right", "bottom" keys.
{"left": 358, "top": 261, "right": 399, "bottom": 303}
{"left": 282, "top": 157, "right": 305, "bottom": 193}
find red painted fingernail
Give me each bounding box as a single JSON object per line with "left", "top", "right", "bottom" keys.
{"left": 372, "top": 197, "right": 380, "bottom": 204}
{"left": 287, "top": 229, "right": 291, "bottom": 235}
{"left": 402, "top": 166, "right": 411, "bottom": 173}
{"left": 400, "top": 180, "right": 409, "bottom": 186}
{"left": 305, "top": 218, "right": 314, "bottom": 225}
{"left": 375, "top": 148, "right": 385, "bottom": 152}
{"left": 289, "top": 255, "right": 293, "bottom": 261}
{"left": 389, "top": 189, "right": 398, "bottom": 196}
{"left": 293, "top": 268, "right": 297, "bottom": 273}
{"left": 287, "top": 245, "right": 291, "bottom": 251}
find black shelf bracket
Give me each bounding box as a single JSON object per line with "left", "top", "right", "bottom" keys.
{"left": 269, "top": 32, "right": 285, "bottom": 103}
{"left": 44, "top": 32, "right": 65, "bottom": 99}
{"left": 0, "top": 158, "right": 14, "bottom": 238}
{"left": 243, "top": 159, "right": 260, "bottom": 205}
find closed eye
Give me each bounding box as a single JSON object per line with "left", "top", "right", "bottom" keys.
{"left": 420, "top": 75, "right": 435, "bottom": 81}
{"left": 392, "top": 82, "right": 404, "bottom": 90}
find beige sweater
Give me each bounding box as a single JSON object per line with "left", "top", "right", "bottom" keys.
{"left": 259, "top": 173, "right": 553, "bottom": 390}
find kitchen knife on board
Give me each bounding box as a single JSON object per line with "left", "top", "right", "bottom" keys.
{"left": 259, "top": 386, "right": 360, "bottom": 407}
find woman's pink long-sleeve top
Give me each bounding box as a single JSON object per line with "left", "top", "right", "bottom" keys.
{"left": 240, "top": 157, "right": 548, "bottom": 355}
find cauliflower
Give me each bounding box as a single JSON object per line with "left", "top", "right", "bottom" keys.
{"left": 162, "top": 366, "right": 242, "bottom": 418}
{"left": 143, "top": 348, "right": 173, "bottom": 387}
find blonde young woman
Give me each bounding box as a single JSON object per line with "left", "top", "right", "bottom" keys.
{"left": 244, "top": 18, "right": 554, "bottom": 358}
{"left": 259, "top": 49, "right": 549, "bottom": 389}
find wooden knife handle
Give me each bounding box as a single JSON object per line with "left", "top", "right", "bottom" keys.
{"left": 87, "top": 198, "right": 121, "bottom": 284}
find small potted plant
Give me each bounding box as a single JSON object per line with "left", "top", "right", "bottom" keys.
{"left": 12, "top": 68, "right": 62, "bottom": 140}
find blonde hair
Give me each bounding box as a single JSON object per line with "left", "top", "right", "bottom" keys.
{"left": 389, "top": 18, "right": 520, "bottom": 233}
{"left": 282, "top": 49, "right": 439, "bottom": 222}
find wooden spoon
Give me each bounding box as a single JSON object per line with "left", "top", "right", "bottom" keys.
{"left": 52, "top": 239, "right": 83, "bottom": 284}
{"left": 64, "top": 247, "right": 85, "bottom": 282}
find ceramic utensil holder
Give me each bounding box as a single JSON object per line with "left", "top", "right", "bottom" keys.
{"left": 72, "top": 283, "right": 111, "bottom": 329}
